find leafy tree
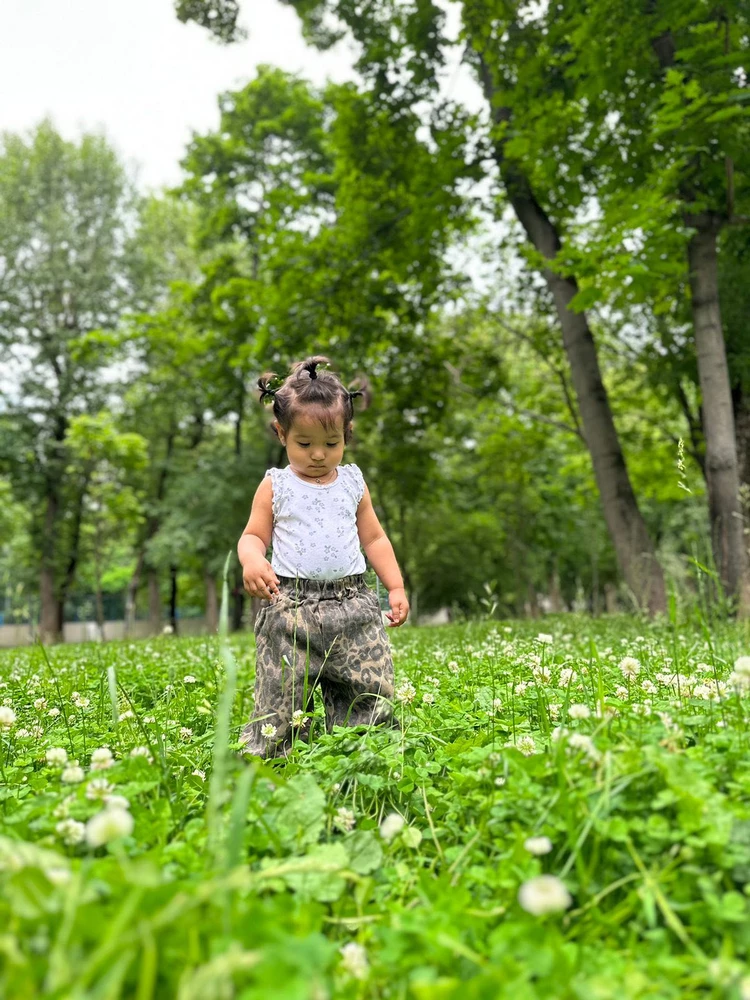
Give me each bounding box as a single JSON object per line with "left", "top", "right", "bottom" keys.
{"left": 0, "top": 122, "right": 138, "bottom": 642}
{"left": 190, "top": 1, "right": 668, "bottom": 614}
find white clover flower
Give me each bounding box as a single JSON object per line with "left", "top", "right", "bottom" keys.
{"left": 56, "top": 818, "right": 86, "bottom": 846}
{"left": 641, "top": 679, "right": 657, "bottom": 695}
{"left": 379, "top": 812, "right": 405, "bottom": 842}
{"left": 339, "top": 942, "right": 369, "bottom": 980}
{"left": 422, "top": 692, "right": 435, "bottom": 705}
{"left": 734, "top": 656, "right": 750, "bottom": 677}
{"left": 333, "top": 806, "right": 356, "bottom": 832}
{"left": 192, "top": 768, "right": 206, "bottom": 781}
{"left": 75, "top": 696, "right": 90, "bottom": 709}
{"left": 183, "top": 675, "right": 197, "bottom": 684}
{"left": 568, "top": 732, "right": 601, "bottom": 762}
{"left": 448, "top": 660, "right": 461, "bottom": 675}
{"left": 729, "top": 670, "right": 750, "bottom": 693}
{"left": 33, "top": 697, "right": 47, "bottom": 711}
{"left": 86, "top": 778, "right": 115, "bottom": 800}
{"left": 494, "top": 776, "right": 506, "bottom": 787}
{"left": 518, "top": 874, "right": 572, "bottom": 915}
{"left": 425, "top": 675, "right": 441, "bottom": 687}
{"left": 90, "top": 747, "right": 114, "bottom": 771}
{"left": 492, "top": 698, "right": 503, "bottom": 712}
{"left": 130, "top": 746, "right": 151, "bottom": 759}
{"left": 162, "top": 624, "right": 174, "bottom": 635}
{"left": 260, "top": 723, "right": 277, "bottom": 740}
{"left": 47, "top": 707, "right": 60, "bottom": 718}
{"left": 179, "top": 727, "right": 193, "bottom": 742}
{"left": 532, "top": 665, "right": 551, "bottom": 684}
{"left": 103, "top": 794, "right": 130, "bottom": 811}
{"left": 143, "top": 715, "right": 156, "bottom": 724}
{"left": 514, "top": 681, "right": 530, "bottom": 696}
{"left": 568, "top": 704, "right": 590, "bottom": 720}
{"left": 45, "top": 867, "right": 71, "bottom": 886}
{"left": 558, "top": 668, "right": 578, "bottom": 688}
{"left": 693, "top": 683, "right": 712, "bottom": 700}
{"left": 118, "top": 710, "right": 134, "bottom": 722}
{"left": 0, "top": 706, "right": 17, "bottom": 729}
{"left": 45, "top": 747, "right": 68, "bottom": 767}
{"left": 61, "top": 765, "right": 85, "bottom": 784}
{"left": 619, "top": 657, "right": 641, "bottom": 680}
{"left": 551, "top": 725, "right": 569, "bottom": 743}
{"left": 516, "top": 735, "right": 537, "bottom": 756}
{"left": 85, "top": 806, "right": 134, "bottom": 847}
{"left": 548, "top": 703, "right": 561, "bottom": 719}
{"left": 536, "top": 633, "right": 553, "bottom": 645}
{"left": 15, "top": 728, "right": 31, "bottom": 739}
{"left": 524, "top": 836, "right": 553, "bottom": 856}
{"left": 291, "top": 709, "right": 305, "bottom": 727}
{"left": 395, "top": 680, "right": 416, "bottom": 704}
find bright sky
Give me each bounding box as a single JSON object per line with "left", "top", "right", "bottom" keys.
{"left": 2, "top": 0, "right": 483, "bottom": 191}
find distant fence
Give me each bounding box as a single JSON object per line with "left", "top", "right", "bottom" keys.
{"left": 0, "top": 618, "right": 213, "bottom": 649}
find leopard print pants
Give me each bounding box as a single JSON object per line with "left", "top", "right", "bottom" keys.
{"left": 240, "top": 574, "right": 395, "bottom": 758}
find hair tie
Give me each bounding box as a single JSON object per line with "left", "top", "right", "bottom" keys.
{"left": 260, "top": 387, "right": 277, "bottom": 404}
{"left": 348, "top": 390, "right": 363, "bottom": 401}
{"left": 309, "top": 368, "right": 318, "bottom": 380}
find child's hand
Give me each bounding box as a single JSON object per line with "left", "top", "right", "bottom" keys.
{"left": 242, "top": 559, "right": 280, "bottom": 601}
{"left": 386, "top": 587, "right": 409, "bottom": 627}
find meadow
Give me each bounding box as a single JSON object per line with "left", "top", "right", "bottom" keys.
{"left": 2, "top": 605, "right": 750, "bottom": 999}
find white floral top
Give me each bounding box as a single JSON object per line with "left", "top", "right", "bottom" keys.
{"left": 265, "top": 464, "right": 367, "bottom": 581}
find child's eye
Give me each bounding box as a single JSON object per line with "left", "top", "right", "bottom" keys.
{"left": 298, "top": 443, "right": 310, "bottom": 448}
{"left": 327, "top": 443, "right": 339, "bottom": 448}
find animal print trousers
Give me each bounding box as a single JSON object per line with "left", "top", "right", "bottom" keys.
{"left": 240, "top": 574, "right": 395, "bottom": 758}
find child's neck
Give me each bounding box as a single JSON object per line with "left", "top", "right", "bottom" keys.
{"left": 290, "top": 465, "right": 339, "bottom": 485}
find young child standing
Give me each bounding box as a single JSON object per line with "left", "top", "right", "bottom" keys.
{"left": 237, "top": 356, "right": 409, "bottom": 758}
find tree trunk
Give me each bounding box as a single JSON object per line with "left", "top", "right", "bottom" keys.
{"left": 59, "top": 473, "right": 90, "bottom": 632}
{"left": 148, "top": 570, "right": 161, "bottom": 634}
{"left": 169, "top": 563, "right": 178, "bottom": 634}
{"left": 129, "top": 426, "right": 177, "bottom": 636}
{"left": 125, "top": 548, "right": 144, "bottom": 636}
{"left": 733, "top": 385, "right": 750, "bottom": 490}
{"left": 687, "top": 223, "right": 750, "bottom": 615}
{"left": 548, "top": 558, "right": 564, "bottom": 612}
{"left": 39, "top": 493, "right": 62, "bottom": 644}
{"left": 232, "top": 564, "right": 245, "bottom": 632}
{"left": 475, "top": 55, "right": 667, "bottom": 616}
{"left": 94, "top": 520, "right": 106, "bottom": 642}
{"left": 205, "top": 570, "right": 218, "bottom": 633}
{"left": 526, "top": 581, "right": 539, "bottom": 619}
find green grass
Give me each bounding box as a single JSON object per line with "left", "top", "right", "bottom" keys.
{"left": 1, "top": 612, "right": 750, "bottom": 999}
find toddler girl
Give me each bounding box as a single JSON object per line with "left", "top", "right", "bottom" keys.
{"left": 237, "top": 355, "right": 409, "bottom": 758}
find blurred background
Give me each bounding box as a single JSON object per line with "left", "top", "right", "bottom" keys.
{"left": 1, "top": 0, "right": 748, "bottom": 644}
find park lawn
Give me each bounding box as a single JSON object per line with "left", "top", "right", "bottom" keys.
{"left": 1, "top": 613, "right": 750, "bottom": 999}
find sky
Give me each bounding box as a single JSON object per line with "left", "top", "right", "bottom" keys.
{"left": 2, "top": 0, "right": 483, "bottom": 191}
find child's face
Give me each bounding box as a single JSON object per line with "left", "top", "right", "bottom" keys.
{"left": 277, "top": 410, "right": 349, "bottom": 478}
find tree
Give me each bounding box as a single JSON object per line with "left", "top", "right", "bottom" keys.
{"left": 0, "top": 122, "right": 138, "bottom": 643}
{"left": 205, "top": 0, "right": 667, "bottom": 614}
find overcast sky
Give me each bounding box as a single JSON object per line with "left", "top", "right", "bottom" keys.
{"left": 2, "top": 0, "right": 483, "bottom": 191}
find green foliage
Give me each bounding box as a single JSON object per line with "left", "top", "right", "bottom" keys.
{"left": 1, "top": 614, "right": 750, "bottom": 996}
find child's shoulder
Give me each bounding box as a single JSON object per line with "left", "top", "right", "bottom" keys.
{"left": 340, "top": 463, "right": 366, "bottom": 502}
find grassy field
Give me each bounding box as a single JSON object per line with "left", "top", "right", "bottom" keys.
{"left": 1, "top": 609, "right": 750, "bottom": 999}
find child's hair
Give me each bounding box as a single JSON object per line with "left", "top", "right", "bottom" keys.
{"left": 258, "top": 355, "right": 370, "bottom": 444}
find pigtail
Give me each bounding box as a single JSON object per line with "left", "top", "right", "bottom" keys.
{"left": 347, "top": 376, "right": 372, "bottom": 412}
{"left": 258, "top": 371, "right": 283, "bottom": 405}
{"left": 290, "top": 355, "right": 331, "bottom": 382}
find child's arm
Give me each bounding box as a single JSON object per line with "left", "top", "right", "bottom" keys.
{"left": 356, "top": 485, "right": 410, "bottom": 627}
{"left": 237, "top": 477, "right": 280, "bottom": 601}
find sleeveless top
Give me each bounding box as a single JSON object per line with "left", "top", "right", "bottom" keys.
{"left": 265, "top": 464, "right": 368, "bottom": 581}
